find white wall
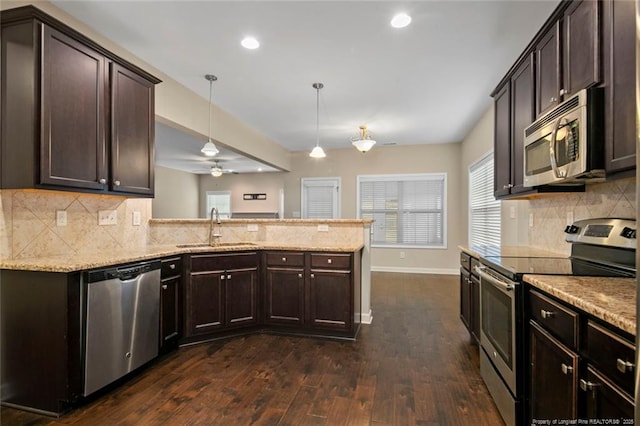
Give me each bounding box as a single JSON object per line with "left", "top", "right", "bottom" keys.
{"left": 153, "top": 166, "right": 200, "bottom": 218}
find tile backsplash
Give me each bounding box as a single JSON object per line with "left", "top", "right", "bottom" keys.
{"left": 527, "top": 177, "right": 636, "bottom": 255}
{"left": 0, "top": 190, "right": 151, "bottom": 260}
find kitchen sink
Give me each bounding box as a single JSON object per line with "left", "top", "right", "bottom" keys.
{"left": 176, "top": 242, "right": 258, "bottom": 248}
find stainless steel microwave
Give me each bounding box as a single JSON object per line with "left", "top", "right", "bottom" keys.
{"left": 523, "top": 88, "right": 605, "bottom": 187}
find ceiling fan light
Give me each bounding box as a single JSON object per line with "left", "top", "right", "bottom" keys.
{"left": 309, "top": 146, "right": 326, "bottom": 158}
{"left": 352, "top": 138, "right": 377, "bottom": 153}
{"left": 201, "top": 140, "right": 219, "bottom": 156}
{"left": 210, "top": 166, "right": 223, "bottom": 177}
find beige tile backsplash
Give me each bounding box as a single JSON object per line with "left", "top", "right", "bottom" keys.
{"left": 0, "top": 190, "right": 151, "bottom": 260}
{"left": 527, "top": 177, "right": 636, "bottom": 255}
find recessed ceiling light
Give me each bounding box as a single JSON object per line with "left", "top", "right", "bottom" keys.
{"left": 391, "top": 13, "right": 412, "bottom": 28}
{"left": 241, "top": 36, "right": 260, "bottom": 49}
{"left": 257, "top": 167, "right": 263, "bottom": 172}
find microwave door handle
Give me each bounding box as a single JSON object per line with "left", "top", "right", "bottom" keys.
{"left": 549, "top": 117, "right": 563, "bottom": 179}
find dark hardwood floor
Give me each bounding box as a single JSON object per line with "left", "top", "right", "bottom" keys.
{"left": 1, "top": 272, "right": 503, "bottom": 425}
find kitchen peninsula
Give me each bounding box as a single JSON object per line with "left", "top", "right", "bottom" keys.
{"left": 0, "top": 217, "right": 372, "bottom": 416}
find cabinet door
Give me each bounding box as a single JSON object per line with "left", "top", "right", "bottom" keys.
{"left": 110, "top": 63, "right": 155, "bottom": 195}
{"left": 160, "top": 276, "right": 180, "bottom": 352}
{"left": 225, "top": 268, "right": 258, "bottom": 328}
{"left": 529, "top": 321, "right": 579, "bottom": 422}
{"left": 493, "top": 82, "right": 511, "bottom": 198}
{"left": 308, "top": 270, "right": 352, "bottom": 331}
{"left": 459, "top": 268, "right": 471, "bottom": 332}
{"left": 582, "top": 366, "right": 634, "bottom": 420}
{"left": 510, "top": 54, "right": 535, "bottom": 195}
{"left": 536, "top": 23, "right": 561, "bottom": 117}
{"left": 470, "top": 274, "right": 480, "bottom": 343}
{"left": 41, "top": 25, "right": 107, "bottom": 190}
{"left": 187, "top": 272, "right": 224, "bottom": 336}
{"left": 264, "top": 267, "right": 305, "bottom": 326}
{"left": 603, "top": 0, "right": 636, "bottom": 174}
{"left": 563, "top": 0, "right": 600, "bottom": 97}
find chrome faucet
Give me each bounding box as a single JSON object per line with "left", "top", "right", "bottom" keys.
{"left": 209, "top": 207, "right": 222, "bottom": 246}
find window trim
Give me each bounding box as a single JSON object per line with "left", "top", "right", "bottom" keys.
{"left": 468, "top": 151, "right": 501, "bottom": 248}
{"left": 300, "top": 177, "right": 341, "bottom": 219}
{"left": 357, "top": 173, "right": 448, "bottom": 249}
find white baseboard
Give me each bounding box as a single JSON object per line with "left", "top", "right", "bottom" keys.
{"left": 371, "top": 266, "right": 459, "bottom": 275}
{"left": 360, "top": 309, "right": 372, "bottom": 324}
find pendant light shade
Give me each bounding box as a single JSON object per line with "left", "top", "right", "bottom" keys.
{"left": 309, "top": 82, "right": 326, "bottom": 158}
{"left": 201, "top": 74, "right": 220, "bottom": 157}
{"left": 351, "top": 125, "right": 376, "bottom": 153}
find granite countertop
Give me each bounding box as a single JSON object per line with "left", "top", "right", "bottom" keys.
{"left": 524, "top": 274, "right": 636, "bottom": 336}
{"left": 0, "top": 243, "right": 365, "bottom": 273}
{"left": 459, "top": 245, "right": 565, "bottom": 259}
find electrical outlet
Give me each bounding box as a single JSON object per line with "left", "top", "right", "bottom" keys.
{"left": 317, "top": 224, "right": 329, "bottom": 232}
{"left": 132, "top": 211, "right": 141, "bottom": 226}
{"left": 566, "top": 211, "right": 574, "bottom": 226}
{"left": 292, "top": 211, "right": 301, "bottom": 218}
{"left": 529, "top": 212, "right": 534, "bottom": 227}
{"left": 98, "top": 210, "right": 117, "bottom": 226}
{"left": 247, "top": 224, "right": 259, "bottom": 232}
{"left": 56, "top": 210, "right": 67, "bottom": 226}
{"left": 399, "top": 251, "right": 405, "bottom": 259}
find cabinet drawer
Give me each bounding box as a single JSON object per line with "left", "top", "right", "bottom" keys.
{"left": 470, "top": 258, "right": 480, "bottom": 277}
{"left": 161, "top": 257, "right": 182, "bottom": 278}
{"left": 460, "top": 252, "right": 471, "bottom": 271}
{"left": 529, "top": 290, "right": 578, "bottom": 349}
{"left": 584, "top": 320, "right": 635, "bottom": 397}
{"left": 310, "top": 253, "right": 351, "bottom": 270}
{"left": 266, "top": 252, "right": 305, "bottom": 267}
{"left": 191, "top": 252, "right": 258, "bottom": 272}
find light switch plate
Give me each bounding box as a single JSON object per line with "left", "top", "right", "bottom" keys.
{"left": 317, "top": 224, "right": 329, "bottom": 232}
{"left": 132, "top": 211, "right": 141, "bottom": 226}
{"left": 98, "top": 210, "right": 117, "bottom": 226}
{"left": 529, "top": 212, "right": 534, "bottom": 227}
{"left": 247, "top": 224, "right": 259, "bottom": 232}
{"left": 509, "top": 206, "right": 516, "bottom": 219}
{"left": 56, "top": 210, "right": 67, "bottom": 226}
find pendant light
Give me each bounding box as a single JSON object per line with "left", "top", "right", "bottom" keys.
{"left": 309, "top": 82, "right": 326, "bottom": 158}
{"left": 351, "top": 125, "right": 376, "bottom": 153}
{"left": 201, "top": 74, "right": 220, "bottom": 157}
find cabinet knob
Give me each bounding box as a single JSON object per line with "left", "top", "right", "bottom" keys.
{"left": 310, "top": 273, "right": 315, "bottom": 279}
{"left": 616, "top": 359, "right": 635, "bottom": 374}
{"left": 502, "top": 184, "right": 513, "bottom": 190}
{"left": 561, "top": 363, "right": 573, "bottom": 375}
{"left": 114, "top": 180, "right": 121, "bottom": 186}
{"left": 282, "top": 257, "right": 287, "bottom": 262}
{"left": 162, "top": 284, "right": 168, "bottom": 290}
{"left": 221, "top": 275, "right": 226, "bottom": 280}
{"left": 550, "top": 96, "right": 557, "bottom": 103}
{"left": 227, "top": 274, "right": 231, "bottom": 280}
{"left": 327, "top": 259, "right": 332, "bottom": 264}
{"left": 559, "top": 89, "right": 567, "bottom": 96}
{"left": 99, "top": 178, "right": 107, "bottom": 184}
{"left": 169, "top": 264, "right": 176, "bottom": 270}
{"left": 579, "top": 379, "right": 598, "bottom": 392}
{"left": 298, "top": 273, "right": 303, "bottom": 279}
{"left": 540, "top": 309, "right": 555, "bottom": 319}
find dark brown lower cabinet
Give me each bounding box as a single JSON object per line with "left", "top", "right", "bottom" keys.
{"left": 264, "top": 267, "right": 305, "bottom": 325}
{"left": 459, "top": 267, "right": 471, "bottom": 332}
{"left": 187, "top": 271, "right": 225, "bottom": 335}
{"left": 582, "top": 366, "right": 634, "bottom": 420}
{"left": 529, "top": 320, "right": 579, "bottom": 422}
{"left": 224, "top": 268, "right": 258, "bottom": 328}
{"left": 159, "top": 257, "right": 181, "bottom": 354}
{"left": 308, "top": 269, "right": 351, "bottom": 331}
{"left": 469, "top": 274, "right": 480, "bottom": 342}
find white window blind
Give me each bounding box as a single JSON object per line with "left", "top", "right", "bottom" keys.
{"left": 469, "top": 153, "right": 501, "bottom": 247}
{"left": 358, "top": 174, "right": 447, "bottom": 248}
{"left": 301, "top": 178, "right": 340, "bottom": 219}
{"left": 205, "top": 191, "right": 231, "bottom": 219}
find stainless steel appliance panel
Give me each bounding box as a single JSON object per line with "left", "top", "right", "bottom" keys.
{"left": 481, "top": 348, "right": 517, "bottom": 426}
{"left": 84, "top": 263, "right": 160, "bottom": 396}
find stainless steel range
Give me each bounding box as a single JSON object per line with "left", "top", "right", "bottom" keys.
{"left": 476, "top": 218, "right": 636, "bottom": 426}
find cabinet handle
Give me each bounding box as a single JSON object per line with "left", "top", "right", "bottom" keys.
{"left": 616, "top": 359, "right": 635, "bottom": 374}
{"left": 579, "top": 379, "right": 599, "bottom": 392}
{"left": 540, "top": 309, "right": 555, "bottom": 319}
{"left": 298, "top": 273, "right": 303, "bottom": 279}
{"left": 99, "top": 178, "right": 107, "bottom": 184}
{"left": 282, "top": 257, "right": 287, "bottom": 262}
{"left": 162, "top": 284, "right": 168, "bottom": 290}
{"left": 114, "top": 180, "right": 121, "bottom": 186}
{"left": 169, "top": 264, "right": 176, "bottom": 270}
{"left": 561, "top": 363, "right": 573, "bottom": 375}
{"left": 310, "top": 273, "right": 315, "bottom": 279}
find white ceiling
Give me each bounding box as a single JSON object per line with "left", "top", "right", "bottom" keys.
{"left": 51, "top": 0, "right": 559, "bottom": 168}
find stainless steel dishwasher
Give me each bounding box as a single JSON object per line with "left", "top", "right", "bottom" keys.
{"left": 84, "top": 260, "right": 161, "bottom": 396}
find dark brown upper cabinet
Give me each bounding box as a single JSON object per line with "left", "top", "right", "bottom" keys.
{"left": 535, "top": 0, "right": 600, "bottom": 118}
{"left": 0, "top": 6, "right": 160, "bottom": 196}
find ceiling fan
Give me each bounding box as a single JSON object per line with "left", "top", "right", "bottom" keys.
{"left": 190, "top": 160, "right": 236, "bottom": 176}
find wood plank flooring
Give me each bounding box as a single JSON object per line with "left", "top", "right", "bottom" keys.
{"left": 1, "top": 272, "right": 504, "bottom": 425}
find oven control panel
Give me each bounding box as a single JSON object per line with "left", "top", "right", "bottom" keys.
{"left": 565, "top": 218, "right": 636, "bottom": 249}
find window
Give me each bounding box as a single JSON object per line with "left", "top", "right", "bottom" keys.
{"left": 469, "top": 152, "right": 501, "bottom": 247}
{"left": 357, "top": 174, "right": 447, "bottom": 248}
{"left": 205, "top": 191, "right": 231, "bottom": 219}
{"left": 301, "top": 177, "right": 340, "bottom": 219}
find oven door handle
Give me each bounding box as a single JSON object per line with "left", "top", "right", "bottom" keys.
{"left": 475, "top": 266, "right": 518, "bottom": 294}
{"left": 549, "top": 117, "right": 568, "bottom": 179}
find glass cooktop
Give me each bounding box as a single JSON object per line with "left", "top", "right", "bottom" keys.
{"left": 480, "top": 256, "right": 635, "bottom": 280}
